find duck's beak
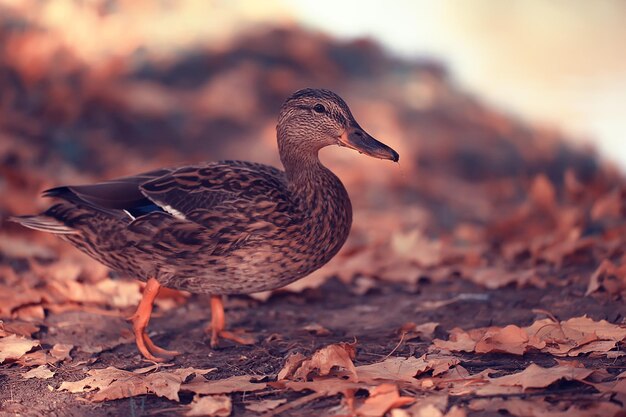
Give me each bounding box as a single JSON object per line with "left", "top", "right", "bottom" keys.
{"left": 338, "top": 124, "right": 399, "bottom": 162}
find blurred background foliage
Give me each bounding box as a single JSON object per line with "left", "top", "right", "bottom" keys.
{"left": 2, "top": 0, "right": 624, "bottom": 165}
{"left": 0, "top": 0, "right": 623, "bottom": 240}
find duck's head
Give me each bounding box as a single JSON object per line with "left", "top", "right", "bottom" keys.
{"left": 277, "top": 88, "right": 399, "bottom": 163}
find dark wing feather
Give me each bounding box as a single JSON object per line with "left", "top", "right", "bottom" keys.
{"left": 139, "top": 161, "right": 292, "bottom": 226}
{"left": 42, "top": 168, "right": 172, "bottom": 218}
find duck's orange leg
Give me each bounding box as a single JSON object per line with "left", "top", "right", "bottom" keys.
{"left": 205, "top": 295, "right": 255, "bottom": 348}
{"left": 128, "top": 278, "right": 180, "bottom": 362}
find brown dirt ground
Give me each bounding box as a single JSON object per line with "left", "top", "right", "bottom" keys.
{"left": 1, "top": 275, "right": 624, "bottom": 416}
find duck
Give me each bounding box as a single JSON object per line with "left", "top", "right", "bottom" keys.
{"left": 12, "top": 88, "right": 399, "bottom": 362}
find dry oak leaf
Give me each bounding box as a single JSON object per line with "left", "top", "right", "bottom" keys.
{"left": 357, "top": 354, "right": 460, "bottom": 385}
{"left": 588, "top": 369, "right": 626, "bottom": 393}
{"left": 475, "top": 324, "right": 545, "bottom": 355}
{"left": 0, "top": 321, "right": 39, "bottom": 337}
{"left": 433, "top": 316, "right": 626, "bottom": 357}
{"left": 181, "top": 374, "right": 267, "bottom": 395}
{"left": 50, "top": 343, "right": 74, "bottom": 362}
{"left": 279, "top": 342, "right": 357, "bottom": 381}
{"left": 526, "top": 316, "right": 626, "bottom": 356}
{"left": 23, "top": 365, "right": 55, "bottom": 379}
{"left": 186, "top": 394, "right": 232, "bottom": 417}
{"left": 277, "top": 352, "right": 307, "bottom": 380}
{"left": 356, "top": 383, "right": 414, "bottom": 417}
{"left": 440, "top": 367, "right": 517, "bottom": 397}
{"left": 59, "top": 366, "right": 214, "bottom": 402}
{"left": 432, "top": 328, "right": 478, "bottom": 353}
{"left": 0, "top": 334, "right": 39, "bottom": 363}
{"left": 491, "top": 363, "right": 595, "bottom": 390}
{"left": 17, "top": 350, "right": 51, "bottom": 367}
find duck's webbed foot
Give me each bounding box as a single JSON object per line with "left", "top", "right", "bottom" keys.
{"left": 204, "top": 295, "right": 255, "bottom": 348}
{"left": 128, "top": 278, "right": 180, "bottom": 362}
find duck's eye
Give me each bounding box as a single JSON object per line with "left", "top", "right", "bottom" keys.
{"left": 313, "top": 104, "right": 326, "bottom": 113}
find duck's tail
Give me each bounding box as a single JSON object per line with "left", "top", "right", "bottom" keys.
{"left": 8, "top": 215, "right": 78, "bottom": 235}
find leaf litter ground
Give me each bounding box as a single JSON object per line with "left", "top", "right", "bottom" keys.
{"left": 1, "top": 8, "right": 626, "bottom": 417}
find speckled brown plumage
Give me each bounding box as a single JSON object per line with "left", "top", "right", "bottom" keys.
{"left": 42, "top": 160, "right": 352, "bottom": 294}
{"left": 12, "top": 88, "right": 399, "bottom": 360}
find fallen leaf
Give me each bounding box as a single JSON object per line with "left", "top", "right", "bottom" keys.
{"left": 433, "top": 315, "right": 626, "bottom": 357}
{"left": 475, "top": 324, "right": 545, "bottom": 355}
{"left": 23, "top": 365, "right": 55, "bottom": 379}
{"left": 133, "top": 363, "right": 178, "bottom": 374}
{"left": 281, "top": 343, "right": 357, "bottom": 382}
{"left": 356, "top": 383, "right": 414, "bottom": 417}
{"left": 50, "top": 343, "right": 74, "bottom": 362}
{"left": 0, "top": 321, "right": 39, "bottom": 337}
{"left": 432, "top": 328, "right": 477, "bottom": 353}
{"left": 245, "top": 398, "right": 287, "bottom": 413}
{"left": 491, "top": 363, "right": 594, "bottom": 390}
{"left": 182, "top": 375, "right": 267, "bottom": 395}
{"left": 59, "top": 366, "right": 214, "bottom": 402}
{"left": 17, "top": 350, "right": 51, "bottom": 367}
{"left": 277, "top": 352, "right": 307, "bottom": 381}
{"left": 0, "top": 334, "right": 39, "bottom": 363}
{"left": 14, "top": 304, "right": 45, "bottom": 321}
{"left": 399, "top": 322, "right": 439, "bottom": 341}
{"left": 186, "top": 394, "right": 231, "bottom": 417}
{"left": 357, "top": 354, "right": 459, "bottom": 385}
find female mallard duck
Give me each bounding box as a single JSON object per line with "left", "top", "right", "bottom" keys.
{"left": 13, "top": 88, "right": 399, "bottom": 362}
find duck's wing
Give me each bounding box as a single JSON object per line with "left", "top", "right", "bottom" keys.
{"left": 42, "top": 168, "right": 174, "bottom": 219}
{"left": 11, "top": 168, "right": 172, "bottom": 235}
{"left": 23, "top": 161, "right": 291, "bottom": 237}
{"left": 139, "top": 161, "right": 293, "bottom": 227}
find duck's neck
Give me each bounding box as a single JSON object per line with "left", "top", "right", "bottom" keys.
{"left": 278, "top": 136, "right": 353, "bottom": 256}
{"left": 280, "top": 145, "right": 347, "bottom": 208}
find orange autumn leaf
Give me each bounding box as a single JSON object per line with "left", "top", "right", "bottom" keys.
{"left": 59, "top": 366, "right": 215, "bottom": 402}
{"left": 279, "top": 342, "right": 357, "bottom": 382}
{"left": 0, "top": 334, "right": 40, "bottom": 363}
{"left": 475, "top": 324, "right": 545, "bottom": 355}
{"left": 181, "top": 374, "right": 267, "bottom": 395}
{"left": 357, "top": 354, "right": 460, "bottom": 385}
{"left": 433, "top": 315, "right": 626, "bottom": 357}
{"left": 356, "top": 384, "right": 414, "bottom": 417}
{"left": 186, "top": 395, "right": 231, "bottom": 417}
{"left": 492, "top": 363, "right": 595, "bottom": 390}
